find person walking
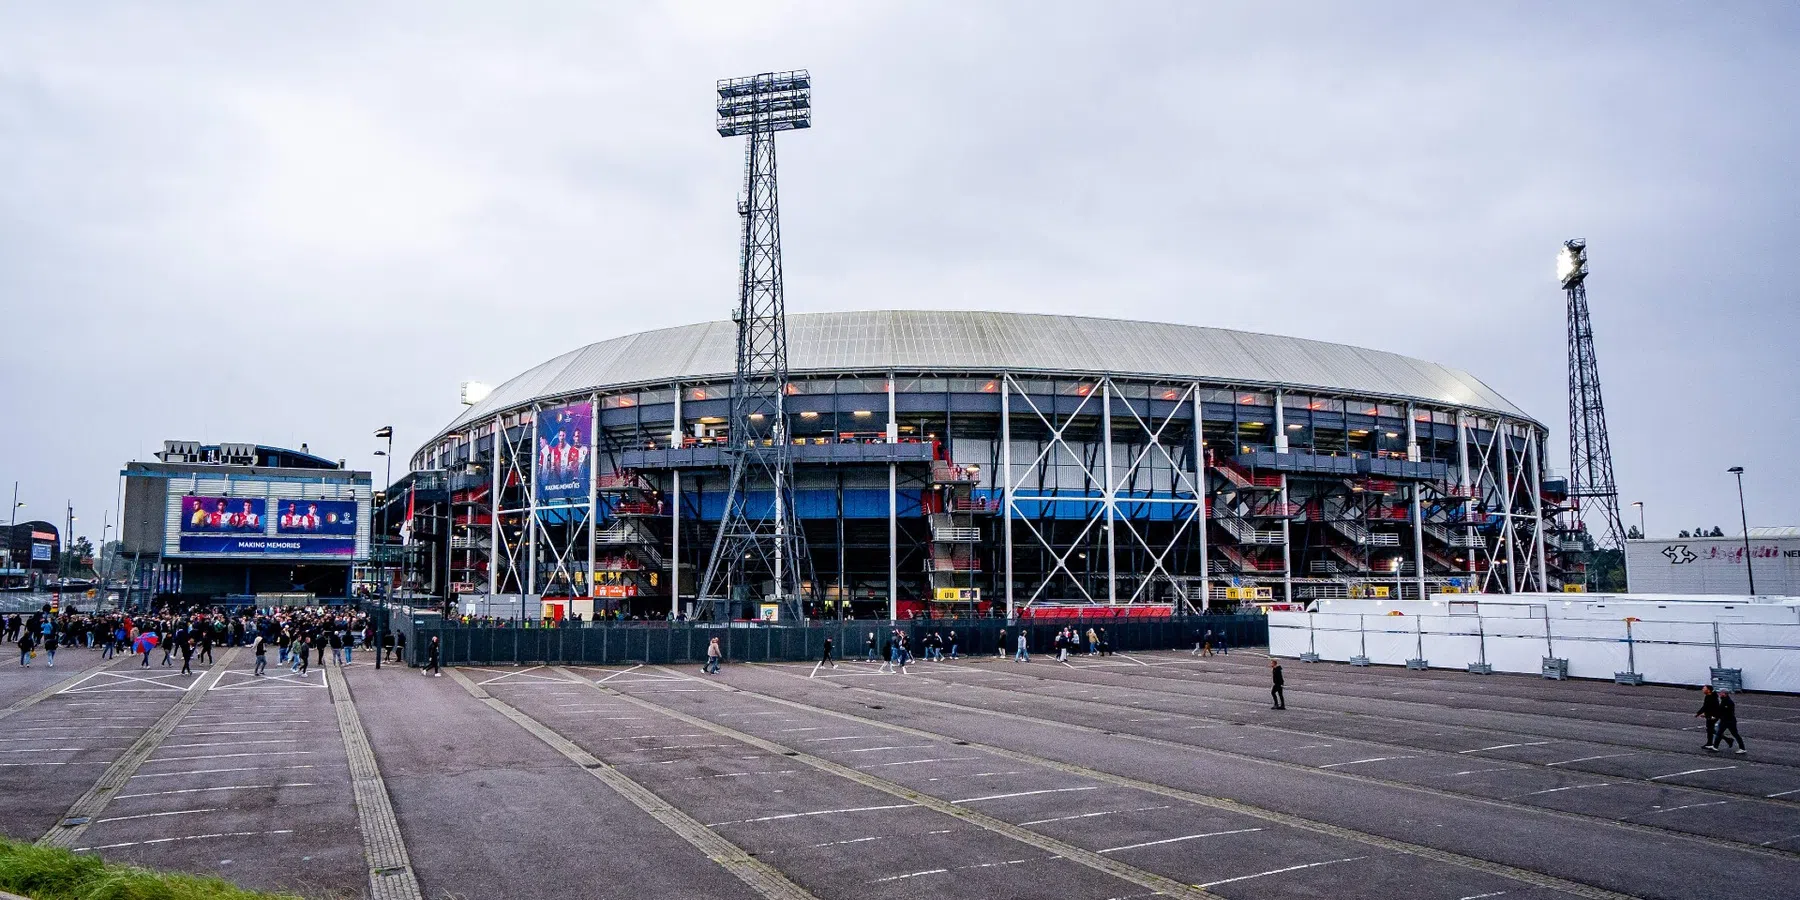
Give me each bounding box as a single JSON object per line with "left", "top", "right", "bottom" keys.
{"left": 252, "top": 632, "right": 267, "bottom": 677}
{"left": 1696, "top": 685, "right": 1722, "bottom": 750}
{"left": 947, "top": 630, "right": 959, "bottom": 659}
{"left": 1270, "top": 658, "right": 1286, "bottom": 709}
{"left": 294, "top": 634, "right": 310, "bottom": 676}
{"left": 1086, "top": 627, "right": 1099, "bottom": 655}
{"left": 811, "top": 636, "right": 837, "bottom": 677}
{"left": 1713, "top": 690, "right": 1747, "bottom": 754}
{"left": 136, "top": 630, "right": 155, "bottom": 667}
{"left": 178, "top": 635, "right": 194, "bottom": 676}
{"left": 702, "top": 637, "right": 721, "bottom": 675}
{"left": 997, "top": 628, "right": 1008, "bottom": 659}
{"left": 894, "top": 635, "right": 911, "bottom": 675}
{"left": 43, "top": 630, "right": 57, "bottom": 668}
{"left": 424, "top": 635, "right": 442, "bottom": 677}
{"left": 865, "top": 631, "right": 878, "bottom": 662}
{"left": 1015, "top": 630, "right": 1029, "bottom": 662}
{"left": 17, "top": 631, "right": 33, "bottom": 667}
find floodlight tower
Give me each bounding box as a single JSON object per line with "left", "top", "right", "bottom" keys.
{"left": 697, "top": 71, "right": 816, "bottom": 622}
{"left": 1559, "top": 239, "right": 1628, "bottom": 567}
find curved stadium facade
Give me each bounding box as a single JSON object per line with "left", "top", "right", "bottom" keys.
{"left": 406, "top": 311, "right": 1567, "bottom": 619}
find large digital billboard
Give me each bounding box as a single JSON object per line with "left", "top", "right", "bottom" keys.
{"left": 274, "top": 500, "right": 358, "bottom": 536}
{"left": 180, "top": 497, "right": 266, "bottom": 533}
{"left": 535, "top": 402, "right": 592, "bottom": 503}
{"left": 175, "top": 495, "right": 357, "bottom": 556}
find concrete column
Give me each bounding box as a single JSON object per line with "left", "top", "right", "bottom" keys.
{"left": 1102, "top": 379, "right": 1116, "bottom": 604}
{"left": 1407, "top": 406, "right": 1426, "bottom": 601}
{"left": 1193, "top": 384, "right": 1208, "bottom": 613}
{"left": 1002, "top": 377, "right": 1015, "bottom": 621}
{"left": 1526, "top": 432, "right": 1549, "bottom": 592}
{"left": 888, "top": 373, "right": 898, "bottom": 622}
{"left": 1496, "top": 421, "right": 1519, "bottom": 594}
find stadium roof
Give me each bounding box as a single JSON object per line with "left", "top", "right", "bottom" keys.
{"left": 440, "top": 310, "right": 1532, "bottom": 438}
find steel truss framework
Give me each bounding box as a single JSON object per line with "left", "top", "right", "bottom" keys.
{"left": 415, "top": 373, "right": 1556, "bottom": 618}
{"left": 1563, "top": 238, "right": 1627, "bottom": 557}
{"left": 699, "top": 70, "right": 815, "bottom": 622}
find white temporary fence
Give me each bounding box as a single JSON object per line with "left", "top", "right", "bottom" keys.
{"left": 1269, "top": 611, "right": 1800, "bottom": 693}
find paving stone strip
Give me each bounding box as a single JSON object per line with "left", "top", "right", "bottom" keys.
{"left": 569, "top": 667, "right": 1229, "bottom": 900}
{"left": 443, "top": 667, "right": 818, "bottom": 900}
{"left": 650, "top": 665, "right": 1645, "bottom": 900}
{"left": 37, "top": 650, "right": 241, "bottom": 849}
{"left": 0, "top": 657, "right": 119, "bottom": 722}
{"left": 865, "top": 662, "right": 1800, "bottom": 858}
{"left": 324, "top": 662, "right": 424, "bottom": 900}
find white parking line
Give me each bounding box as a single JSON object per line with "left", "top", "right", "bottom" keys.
{"left": 802, "top": 735, "right": 868, "bottom": 743}
{"left": 1766, "top": 788, "right": 1800, "bottom": 798}
{"left": 95, "top": 808, "right": 217, "bottom": 824}
{"left": 1319, "top": 756, "right": 1415, "bottom": 769}
{"left": 1649, "top": 766, "right": 1735, "bottom": 781}
{"left": 1519, "top": 783, "right": 1616, "bottom": 797}
{"left": 1632, "top": 800, "right": 1732, "bottom": 817}
{"left": 951, "top": 787, "right": 1099, "bottom": 804}
{"left": 1200, "top": 856, "right": 1368, "bottom": 887}
{"left": 844, "top": 745, "right": 936, "bottom": 753}
{"left": 1458, "top": 741, "right": 1553, "bottom": 754}
{"left": 144, "top": 751, "right": 314, "bottom": 762}
{"left": 707, "top": 803, "right": 913, "bottom": 826}
{"left": 1099, "top": 827, "right": 1262, "bottom": 853}
{"left": 75, "top": 829, "right": 293, "bottom": 852}
{"left": 872, "top": 868, "right": 948, "bottom": 883}
{"left": 0, "top": 746, "right": 123, "bottom": 753}
{"left": 1020, "top": 804, "right": 1172, "bottom": 826}
{"left": 160, "top": 739, "right": 298, "bottom": 750}
{"left": 856, "top": 757, "right": 982, "bottom": 769}
{"left": 1543, "top": 752, "right": 1637, "bottom": 767}
{"left": 114, "top": 783, "right": 320, "bottom": 800}
{"left": 130, "top": 764, "right": 317, "bottom": 779}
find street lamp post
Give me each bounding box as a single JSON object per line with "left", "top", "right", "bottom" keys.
{"left": 374, "top": 426, "right": 394, "bottom": 669}
{"left": 1727, "top": 467, "right": 1756, "bottom": 595}
{"left": 6, "top": 483, "right": 21, "bottom": 576}
{"left": 1631, "top": 501, "right": 1645, "bottom": 538}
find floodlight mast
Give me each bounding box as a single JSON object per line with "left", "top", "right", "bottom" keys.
{"left": 1561, "top": 238, "right": 1628, "bottom": 583}
{"left": 696, "top": 71, "right": 817, "bottom": 623}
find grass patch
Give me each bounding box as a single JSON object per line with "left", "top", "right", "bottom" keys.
{"left": 0, "top": 837, "right": 303, "bottom": 900}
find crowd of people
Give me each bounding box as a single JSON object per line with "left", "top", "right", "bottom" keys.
{"left": 6, "top": 604, "right": 407, "bottom": 676}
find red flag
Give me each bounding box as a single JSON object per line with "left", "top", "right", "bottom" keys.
{"left": 399, "top": 485, "right": 416, "bottom": 545}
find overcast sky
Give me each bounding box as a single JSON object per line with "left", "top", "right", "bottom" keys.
{"left": 2, "top": 2, "right": 1795, "bottom": 550}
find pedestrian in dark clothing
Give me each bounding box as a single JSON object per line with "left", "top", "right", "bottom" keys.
{"left": 1270, "top": 658, "right": 1286, "bottom": 709}
{"left": 179, "top": 637, "right": 194, "bottom": 676}
{"left": 1696, "top": 685, "right": 1721, "bottom": 749}
{"left": 996, "top": 628, "right": 1008, "bottom": 659}
{"left": 424, "top": 636, "right": 441, "bottom": 677}
{"left": 253, "top": 633, "right": 267, "bottom": 676}
{"left": 812, "top": 637, "right": 836, "bottom": 676}
{"left": 43, "top": 631, "right": 57, "bottom": 667}
{"left": 1713, "top": 691, "right": 1747, "bottom": 754}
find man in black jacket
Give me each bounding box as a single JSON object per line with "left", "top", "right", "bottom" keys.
{"left": 1696, "top": 685, "right": 1722, "bottom": 749}
{"left": 1270, "top": 658, "right": 1286, "bottom": 709}
{"left": 1712, "top": 690, "right": 1747, "bottom": 754}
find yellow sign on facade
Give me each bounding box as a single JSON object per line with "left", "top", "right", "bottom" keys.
{"left": 1564, "top": 584, "right": 1586, "bottom": 593}
{"left": 934, "top": 587, "right": 980, "bottom": 602}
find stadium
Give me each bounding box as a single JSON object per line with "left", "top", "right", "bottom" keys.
{"left": 399, "top": 310, "right": 1568, "bottom": 621}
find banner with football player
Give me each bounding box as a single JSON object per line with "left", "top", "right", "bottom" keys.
{"left": 534, "top": 402, "right": 593, "bottom": 503}
{"left": 273, "top": 500, "right": 358, "bottom": 536}
{"left": 179, "top": 496, "right": 266, "bottom": 533}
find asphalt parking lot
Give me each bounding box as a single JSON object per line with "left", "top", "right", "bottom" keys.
{"left": 4, "top": 645, "right": 1797, "bottom": 900}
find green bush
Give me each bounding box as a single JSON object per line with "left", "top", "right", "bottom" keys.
{"left": 0, "top": 838, "right": 302, "bottom": 900}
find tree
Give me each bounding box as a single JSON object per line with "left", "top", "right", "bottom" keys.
{"left": 1679, "top": 530, "right": 1691, "bottom": 538}
{"left": 60, "top": 537, "right": 96, "bottom": 578}
{"left": 1587, "top": 548, "right": 1627, "bottom": 593}
{"left": 1627, "top": 525, "right": 1643, "bottom": 540}
{"left": 1709, "top": 526, "right": 1725, "bottom": 537}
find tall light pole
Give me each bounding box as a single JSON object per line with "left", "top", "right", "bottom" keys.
{"left": 6, "top": 483, "right": 21, "bottom": 575}
{"left": 374, "top": 426, "right": 394, "bottom": 670}
{"left": 1631, "top": 501, "right": 1644, "bottom": 538}
{"left": 1727, "top": 467, "right": 1755, "bottom": 595}
{"left": 62, "top": 502, "right": 75, "bottom": 581}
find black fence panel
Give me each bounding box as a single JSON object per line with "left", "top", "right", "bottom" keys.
{"left": 407, "top": 615, "right": 1268, "bottom": 668}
